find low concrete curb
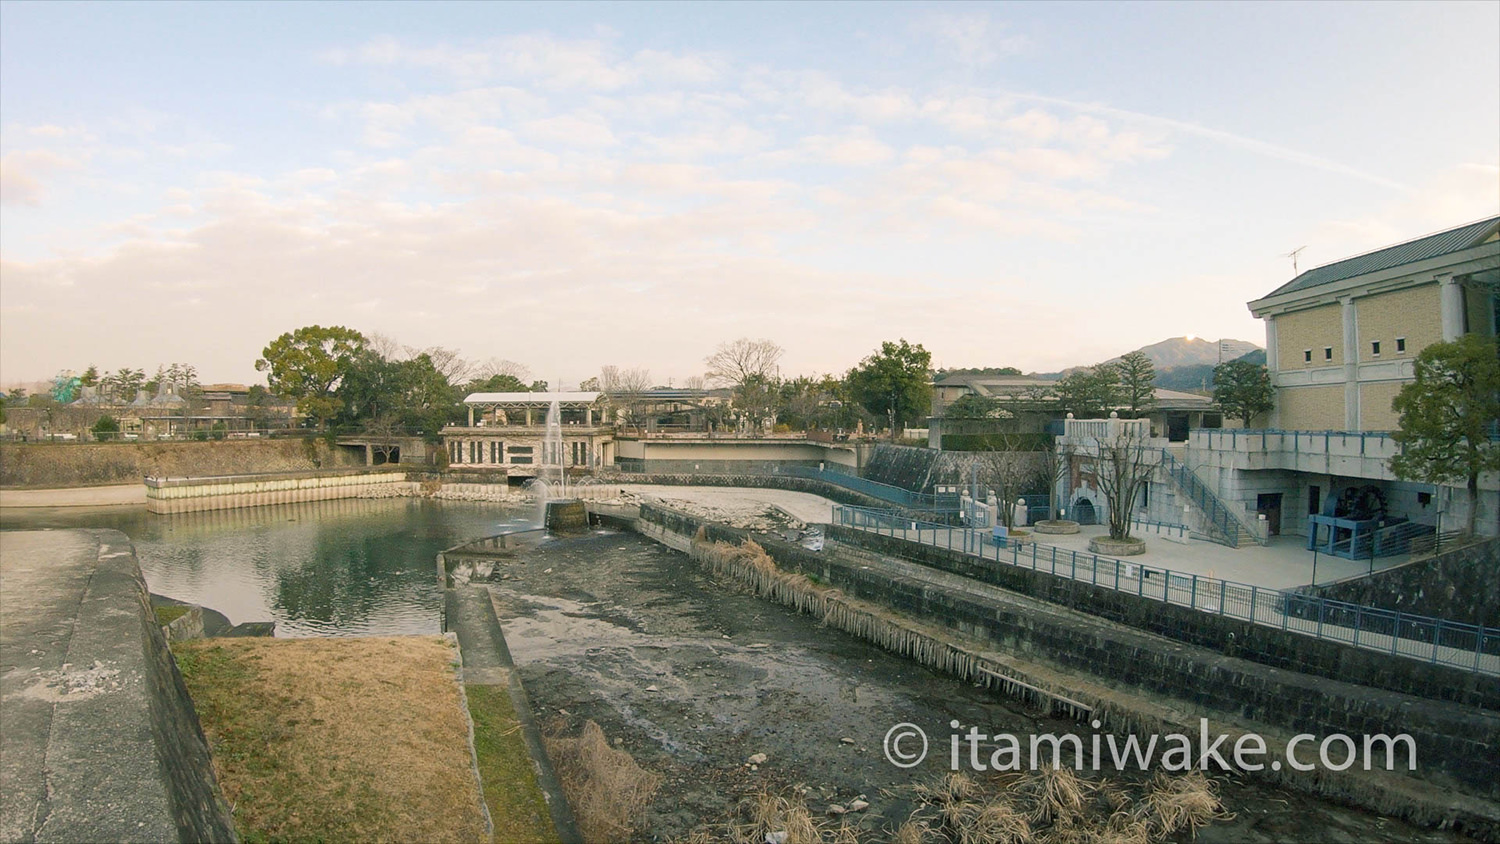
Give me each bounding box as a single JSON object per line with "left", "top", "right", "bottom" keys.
{"left": 445, "top": 586, "right": 582, "bottom": 844}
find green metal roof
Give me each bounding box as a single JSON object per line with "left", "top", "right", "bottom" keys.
{"left": 1261, "top": 216, "right": 1500, "bottom": 299}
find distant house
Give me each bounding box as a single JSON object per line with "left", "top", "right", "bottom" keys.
{"left": 929, "top": 373, "right": 1223, "bottom": 449}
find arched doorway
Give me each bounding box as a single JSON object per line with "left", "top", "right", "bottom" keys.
{"left": 1073, "top": 497, "right": 1098, "bottom": 525}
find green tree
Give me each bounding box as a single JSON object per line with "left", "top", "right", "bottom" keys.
{"left": 103, "top": 368, "right": 146, "bottom": 403}
{"left": 1390, "top": 334, "right": 1500, "bottom": 536}
{"left": 467, "top": 373, "right": 532, "bottom": 393}
{"left": 944, "top": 393, "right": 1005, "bottom": 419}
{"left": 338, "top": 351, "right": 459, "bottom": 437}
{"left": 1115, "top": 352, "right": 1157, "bottom": 418}
{"left": 91, "top": 415, "right": 120, "bottom": 440}
{"left": 255, "top": 325, "right": 368, "bottom": 429}
{"left": 846, "top": 339, "right": 932, "bottom": 438}
{"left": 79, "top": 365, "right": 100, "bottom": 388}
{"left": 1212, "top": 360, "right": 1274, "bottom": 427}
{"left": 1054, "top": 364, "right": 1121, "bottom": 419}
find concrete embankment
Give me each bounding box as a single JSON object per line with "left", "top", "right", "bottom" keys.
{"left": 0, "top": 530, "right": 237, "bottom": 842}
{"left": 604, "top": 502, "right": 1500, "bottom": 836}
{"left": 145, "top": 467, "right": 412, "bottom": 514}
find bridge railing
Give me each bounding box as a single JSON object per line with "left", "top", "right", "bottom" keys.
{"left": 830, "top": 504, "right": 1498, "bottom": 675}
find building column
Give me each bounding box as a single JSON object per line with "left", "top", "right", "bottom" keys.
{"left": 1342, "top": 297, "right": 1359, "bottom": 431}
{"left": 467, "top": 406, "right": 474, "bottom": 427}
{"left": 1439, "top": 273, "right": 1464, "bottom": 341}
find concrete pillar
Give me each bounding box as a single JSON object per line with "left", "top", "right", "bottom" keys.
{"left": 467, "top": 406, "right": 474, "bottom": 427}
{"left": 1439, "top": 273, "right": 1464, "bottom": 341}
{"left": 526, "top": 408, "right": 533, "bottom": 426}
{"left": 1264, "top": 317, "right": 1279, "bottom": 374}
{"left": 586, "top": 408, "right": 593, "bottom": 426}
{"left": 1342, "top": 297, "right": 1359, "bottom": 431}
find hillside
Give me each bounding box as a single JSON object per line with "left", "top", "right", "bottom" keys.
{"left": 1031, "top": 336, "right": 1263, "bottom": 381}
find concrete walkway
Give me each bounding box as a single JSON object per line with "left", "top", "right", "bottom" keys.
{"left": 0, "top": 484, "right": 146, "bottom": 508}
{"left": 0, "top": 530, "right": 235, "bottom": 842}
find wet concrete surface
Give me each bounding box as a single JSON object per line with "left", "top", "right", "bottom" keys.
{"left": 488, "top": 528, "right": 1470, "bottom": 842}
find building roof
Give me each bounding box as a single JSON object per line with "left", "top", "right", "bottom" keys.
{"left": 464, "top": 391, "right": 600, "bottom": 407}
{"left": 1259, "top": 216, "right": 1500, "bottom": 300}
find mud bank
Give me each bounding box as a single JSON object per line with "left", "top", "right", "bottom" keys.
{"left": 484, "top": 524, "right": 1467, "bottom": 842}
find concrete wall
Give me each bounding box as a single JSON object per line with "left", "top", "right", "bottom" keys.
{"left": 1301, "top": 539, "right": 1500, "bottom": 628}
{"left": 145, "top": 468, "right": 411, "bottom": 514}
{"left": 0, "top": 438, "right": 360, "bottom": 488}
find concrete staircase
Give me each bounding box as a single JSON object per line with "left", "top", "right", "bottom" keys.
{"left": 1159, "top": 448, "right": 1265, "bottom": 548}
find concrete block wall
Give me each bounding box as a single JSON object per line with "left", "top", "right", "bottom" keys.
{"left": 144, "top": 468, "right": 411, "bottom": 514}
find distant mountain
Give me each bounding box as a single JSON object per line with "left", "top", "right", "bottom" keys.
{"left": 1030, "top": 337, "right": 1264, "bottom": 383}
{"left": 1154, "top": 349, "right": 1266, "bottom": 392}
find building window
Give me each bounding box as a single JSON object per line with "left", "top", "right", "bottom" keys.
{"left": 470, "top": 441, "right": 480, "bottom": 463}
{"left": 1371, "top": 341, "right": 1381, "bottom": 356}
{"left": 1396, "top": 337, "right": 1406, "bottom": 353}
{"left": 1303, "top": 349, "right": 1312, "bottom": 363}
{"left": 509, "top": 445, "right": 533, "bottom": 465}
{"left": 491, "top": 441, "right": 503, "bottom": 463}
{"left": 1324, "top": 347, "right": 1333, "bottom": 361}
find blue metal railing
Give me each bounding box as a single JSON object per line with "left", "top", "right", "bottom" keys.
{"left": 778, "top": 465, "right": 962, "bottom": 512}
{"left": 830, "top": 505, "right": 1497, "bottom": 675}
{"left": 1158, "top": 449, "right": 1248, "bottom": 547}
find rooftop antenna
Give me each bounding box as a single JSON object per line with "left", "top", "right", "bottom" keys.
{"left": 1283, "top": 245, "right": 1307, "bottom": 276}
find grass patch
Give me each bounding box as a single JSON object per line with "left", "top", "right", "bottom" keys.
{"left": 173, "top": 636, "right": 488, "bottom": 843}
{"left": 465, "top": 684, "right": 560, "bottom": 844}
{"left": 154, "top": 604, "right": 190, "bottom": 626}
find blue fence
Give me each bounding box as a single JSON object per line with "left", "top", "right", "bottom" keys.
{"left": 832, "top": 505, "right": 1498, "bottom": 675}
{"left": 778, "top": 464, "right": 962, "bottom": 512}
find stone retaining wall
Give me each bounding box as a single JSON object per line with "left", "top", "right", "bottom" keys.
{"left": 1298, "top": 539, "right": 1500, "bottom": 629}
{"left": 0, "top": 439, "right": 360, "bottom": 488}
{"left": 827, "top": 524, "right": 1500, "bottom": 710}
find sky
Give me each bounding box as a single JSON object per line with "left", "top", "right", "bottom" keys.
{"left": 2, "top": 0, "right": 1497, "bottom": 389}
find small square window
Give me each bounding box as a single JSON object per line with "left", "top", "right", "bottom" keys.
{"left": 1324, "top": 347, "right": 1333, "bottom": 361}
{"left": 1303, "top": 349, "right": 1312, "bottom": 363}
{"left": 1396, "top": 337, "right": 1406, "bottom": 353}
{"left": 1371, "top": 341, "right": 1381, "bottom": 356}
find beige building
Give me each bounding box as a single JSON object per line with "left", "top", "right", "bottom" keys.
{"left": 1249, "top": 216, "right": 1498, "bottom": 432}
{"left": 1181, "top": 217, "right": 1499, "bottom": 546}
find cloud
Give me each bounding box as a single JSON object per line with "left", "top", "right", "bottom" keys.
{"left": 918, "top": 12, "right": 1030, "bottom": 68}
{"left": 0, "top": 150, "right": 79, "bottom": 206}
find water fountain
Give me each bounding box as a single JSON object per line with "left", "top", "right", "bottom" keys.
{"left": 539, "top": 397, "right": 588, "bottom": 532}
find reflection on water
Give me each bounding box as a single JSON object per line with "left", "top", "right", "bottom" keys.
{"left": 1, "top": 499, "right": 530, "bottom": 636}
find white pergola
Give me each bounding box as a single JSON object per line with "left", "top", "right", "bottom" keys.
{"left": 462, "top": 392, "right": 602, "bottom": 427}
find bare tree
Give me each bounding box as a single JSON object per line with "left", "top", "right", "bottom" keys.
{"left": 683, "top": 375, "right": 707, "bottom": 391}
{"left": 362, "top": 414, "right": 404, "bottom": 465}
{"left": 705, "top": 338, "right": 783, "bottom": 387}
{"left": 967, "top": 437, "right": 1048, "bottom": 529}
{"left": 366, "top": 333, "right": 407, "bottom": 361}
{"left": 1091, "top": 429, "right": 1158, "bottom": 541}
{"left": 474, "top": 357, "right": 531, "bottom": 382}
{"left": 1038, "top": 440, "right": 1076, "bottom": 521}
{"left": 598, "top": 366, "right": 652, "bottom": 432}
{"left": 406, "top": 345, "right": 474, "bottom": 385}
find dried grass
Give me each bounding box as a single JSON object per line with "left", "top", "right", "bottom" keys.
{"left": 544, "top": 719, "right": 662, "bottom": 843}
{"left": 173, "top": 636, "right": 487, "bottom": 843}
{"left": 906, "top": 767, "right": 1230, "bottom": 844}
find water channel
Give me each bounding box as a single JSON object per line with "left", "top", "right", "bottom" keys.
{"left": 0, "top": 499, "right": 1470, "bottom": 841}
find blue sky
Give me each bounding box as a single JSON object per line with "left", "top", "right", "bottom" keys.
{"left": 2, "top": 1, "right": 1496, "bottom": 387}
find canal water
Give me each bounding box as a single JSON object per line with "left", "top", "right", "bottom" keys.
{"left": 0, "top": 498, "right": 534, "bottom": 636}
{"left": 0, "top": 499, "right": 1470, "bottom": 841}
